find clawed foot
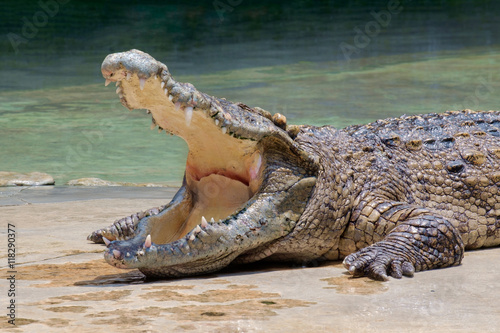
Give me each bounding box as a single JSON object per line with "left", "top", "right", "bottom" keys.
{"left": 343, "top": 245, "right": 415, "bottom": 281}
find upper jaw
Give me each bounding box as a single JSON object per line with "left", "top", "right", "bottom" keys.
{"left": 101, "top": 49, "right": 299, "bottom": 189}
{"left": 101, "top": 49, "right": 292, "bottom": 143}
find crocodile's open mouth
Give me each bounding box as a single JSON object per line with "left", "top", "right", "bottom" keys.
{"left": 91, "top": 50, "right": 315, "bottom": 277}
{"left": 101, "top": 66, "right": 265, "bottom": 247}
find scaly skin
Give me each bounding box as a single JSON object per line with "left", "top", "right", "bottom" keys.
{"left": 89, "top": 49, "right": 500, "bottom": 280}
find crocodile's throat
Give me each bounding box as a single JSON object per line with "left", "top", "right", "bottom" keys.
{"left": 101, "top": 58, "right": 264, "bottom": 247}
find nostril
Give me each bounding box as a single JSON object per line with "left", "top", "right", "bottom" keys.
{"left": 101, "top": 68, "right": 112, "bottom": 78}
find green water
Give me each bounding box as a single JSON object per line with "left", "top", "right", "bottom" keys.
{"left": 1, "top": 1, "right": 500, "bottom": 185}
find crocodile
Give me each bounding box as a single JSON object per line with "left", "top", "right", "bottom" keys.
{"left": 89, "top": 49, "right": 500, "bottom": 280}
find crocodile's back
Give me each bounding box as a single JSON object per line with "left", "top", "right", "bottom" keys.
{"left": 343, "top": 109, "right": 500, "bottom": 249}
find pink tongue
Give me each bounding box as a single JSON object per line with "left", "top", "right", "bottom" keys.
{"left": 186, "top": 164, "right": 250, "bottom": 186}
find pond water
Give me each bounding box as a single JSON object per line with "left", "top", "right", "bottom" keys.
{"left": 1, "top": 1, "right": 500, "bottom": 185}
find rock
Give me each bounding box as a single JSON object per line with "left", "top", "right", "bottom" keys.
{"left": 0, "top": 171, "right": 55, "bottom": 186}
{"left": 67, "top": 177, "right": 174, "bottom": 187}
{"left": 66, "top": 178, "right": 121, "bottom": 186}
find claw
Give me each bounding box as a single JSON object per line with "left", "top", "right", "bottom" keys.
{"left": 102, "top": 236, "right": 111, "bottom": 246}
{"left": 371, "top": 267, "right": 389, "bottom": 281}
{"left": 402, "top": 261, "right": 415, "bottom": 277}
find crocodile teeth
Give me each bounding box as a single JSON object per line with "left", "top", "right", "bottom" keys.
{"left": 215, "top": 119, "right": 219, "bottom": 126}
{"left": 210, "top": 217, "right": 215, "bottom": 223}
{"left": 139, "top": 78, "right": 146, "bottom": 90}
{"left": 105, "top": 79, "right": 112, "bottom": 86}
{"left": 168, "top": 94, "right": 174, "bottom": 101}
{"left": 185, "top": 106, "right": 193, "bottom": 126}
{"left": 144, "top": 234, "right": 152, "bottom": 248}
{"left": 115, "top": 81, "right": 120, "bottom": 87}
{"left": 201, "top": 216, "right": 208, "bottom": 228}
{"left": 195, "top": 225, "right": 202, "bottom": 233}
{"left": 116, "top": 87, "right": 121, "bottom": 94}
{"left": 161, "top": 81, "right": 165, "bottom": 89}
{"left": 221, "top": 127, "right": 227, "bottom": 134}
{"left": 164, "top": 88, "right": 168, "bottom": 95}
{"left": 189, "top": 234, "right": 195, "bottom": 241}
{"left": 102, "top": 236, "right": 111, "bottom": 246}
{"left": 174, "top": 102, "right": 181, "bottom": 111}
{"left": 112, "top": 250, "right": 121, "bottom": 258}
{"left": 249, "top": 153, "right": 262, "bottom": 181}
{"left": 126, "top": 72, "right": 131, "bottom": 80}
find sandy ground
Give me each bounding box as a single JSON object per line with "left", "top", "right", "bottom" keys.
{"left": 0, "top": 187, "right": 499, "bottom": 332}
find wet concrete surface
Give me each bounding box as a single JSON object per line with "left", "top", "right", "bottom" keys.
{"left": 0, "top": 187, "right": 499, "bottom": 332}
{"left": 0, "top": 186, "right": 178, "bottom": 206}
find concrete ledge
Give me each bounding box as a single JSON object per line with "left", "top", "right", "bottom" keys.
{"left": 0, "top": 188, "right": 499, "bottom": 332}
{"left": 0, "top": 186, "right": 179, "bottom": 206}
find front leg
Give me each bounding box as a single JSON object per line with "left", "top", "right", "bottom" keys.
{"left": 342, "top": 200, "right": 464, "bottom": 280}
